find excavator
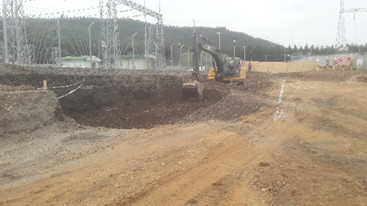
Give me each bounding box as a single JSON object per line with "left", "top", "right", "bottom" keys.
{"left": 182, "top": 32, "right": 247, "bottom": 99}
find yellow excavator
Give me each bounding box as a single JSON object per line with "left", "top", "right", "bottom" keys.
{"left": 182, "top": 32, "right": 247, "bottom": 99}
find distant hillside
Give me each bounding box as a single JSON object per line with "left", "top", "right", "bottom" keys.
{"left": 17, "top": 17, "right": 289, "bottom": 64}
{"left": 2, "top": 17, "right": 365, "bottom": 64}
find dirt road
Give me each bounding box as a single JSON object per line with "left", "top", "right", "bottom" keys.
{"left": 1, "top": 71, "right": 367, "bottom": 205}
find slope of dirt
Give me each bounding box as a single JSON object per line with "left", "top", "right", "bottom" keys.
{"left": 69, "top": 73, "right": 274, "bottom": 129}
{"left": 0, "top": 88, "right": 62, "bottom": 136}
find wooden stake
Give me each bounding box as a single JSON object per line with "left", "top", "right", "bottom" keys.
{"left": 43, "top": 80, "right": 47, "bottom": 90}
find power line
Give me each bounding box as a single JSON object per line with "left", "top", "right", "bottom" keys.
{"left": 336, "top": 0, "right": 367, "bottom": 48}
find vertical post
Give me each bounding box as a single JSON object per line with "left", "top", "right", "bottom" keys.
{"left": 233, "top": 40, "right": 236, "bottom": 57}
{"left": 243, "top": 46, "right": 246, "bottom": 61}
{"left": 2, "top": 0, "right": 9, "bottom": 63}
{"left": 179, "top": 44, "right": 183, "bottom": 70}
{"left": 43, "top": 80, "right": 47, "bottom": 90}
{"left": 88, "top": 22, "right": 95, "bottom": 66}
{"left": 193, "top": 19, "right": 196, "bottom": 33}
{"left": 217, "top": 32, "right": 221, "bottom": 50}
{"left": 57, "top": 17, "right": 62, "bottom": 58}
{"left": 132, "top": 32, "right": 137, "bottom": 69}
{"left": 200, "top": 51, "right": 203, "bottom": 71}
{"left": 154, "top": 42, "right": 158, "bottom": 69}
{"left": 187, "top": 47, "right": 191, "bottom": 69}
{"left": 144, "top": 0, "right": 148, "bottom": 69}
{"left": 170, "top": 43, "right": 174, "bottom": 67}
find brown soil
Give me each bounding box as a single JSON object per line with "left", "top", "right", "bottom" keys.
{"left": 0, "top": 85, "right": 35, "bottom": 92}
{"left": 1, "top": 70, "right": 367, "bottom": 206}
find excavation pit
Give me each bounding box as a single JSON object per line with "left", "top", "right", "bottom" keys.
{"left": 0, "top": 67, "right": 273, "bottom": 130}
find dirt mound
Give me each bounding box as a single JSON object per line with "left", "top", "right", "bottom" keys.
{"left": 0, "top": 85, "right": 35, "bottom": 92}
{"left": 0, "top": 89, "right": 62, "bottom": 136}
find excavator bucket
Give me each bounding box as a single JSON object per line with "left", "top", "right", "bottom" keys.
{"left": 182, "top": 81, "right": 204, "bottom": 99}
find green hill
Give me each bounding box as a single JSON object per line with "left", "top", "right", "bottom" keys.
{"left": 3, "top": 17, "right": 365, "bottom": 64}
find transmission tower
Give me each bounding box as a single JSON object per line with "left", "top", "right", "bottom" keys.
{"left": 100, "top": 0, "right": 120, "bottom": 69}
{"left": 336, "top": 0, "right": 367, "bottom": 48}
{"left": 336, "top": 0, "right": 346, "bottom": 48}
{"left": 115, "top": 0, "right": 166, "bottom": 69}
{"left": 2, "top": 0, "right": 31, "bottom": 64}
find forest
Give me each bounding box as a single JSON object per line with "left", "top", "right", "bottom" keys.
{"left": 3, "top": 17, "right": 366, "bottom": 64}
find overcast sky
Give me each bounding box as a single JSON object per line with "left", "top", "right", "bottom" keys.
{"left": 25, "top": 0, "right": 367, "bottom": 47}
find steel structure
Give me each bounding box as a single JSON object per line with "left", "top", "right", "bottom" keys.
{"left": 100, "top": 0, "right": 120, "bottom": 68}
{"left": 336, "top": 0, "right": 367, "bottom": 48}
{"left": 2, "top": 0, "right": 33, "bottom": 64}
{"left": 115, "top": 0, "right": 165, "bottom": 69}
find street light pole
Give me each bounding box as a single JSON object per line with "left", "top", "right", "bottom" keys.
{"left": 233, "top": 40, "right": 236, "bottom": 57}
{"left": 193, "top": 19, "right": 196, "bottom": 33}
{"left": 2, "top": 0, "right": 9, "bottom": 63}
{"left": 179, "top": 44, "right": 183, "bottom": 69}
{"left": 132, "top": 32, "right": 137, "bottom": 69}
{"left": 154, "top": 42, "right": 158, "bottom": 69}
{"left": 171, "top": 43, "right": 174, "bottom": 67}
{"left": 217, "top": 32, "right": 221, "bottom": 50}
{"left": 57, "top": 16, "right": 62, "bottom": 58}
{"left": 187, "top": 47, "right": 191, "bottom": 69}
{"left": 243, "top": 46, "right": 246, "bottom": 61}
{"left": 88, "top": 22, "right": 95, "bottom": 64}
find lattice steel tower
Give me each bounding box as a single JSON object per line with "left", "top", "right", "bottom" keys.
{"left": 2, "top": 0, "right": 32, "bottom": 64}
{"left": 336, "top": 0, "right": 346, "bottom": 48}
{"left": 116, "top": 0, "right": 166, "bottom": 69}
{"left": 100, "top": 0, "right": 120, "bottom": 68}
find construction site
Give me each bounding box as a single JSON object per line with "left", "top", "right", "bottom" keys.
{"left": 1, "top": 0, "right": 367, "bottom": 205}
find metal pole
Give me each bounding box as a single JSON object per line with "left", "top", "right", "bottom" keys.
{"left": 88, "top": 22, "right": 95, "bottom": 65}
{"left": 233, "top": 40, "right": 236, "bottom": 57}
{"left": 193, "top": 19, "right": 196, "bottom": 33}
{"left": 57, "top": 17, "right": 62, "bottom": 58}
{"left": 284, "top": 54, "right": 286, "bottom": 62}
{"left": 132, "top": 32, "right": 137, "bottom": 69}
{"left": 179, "top": 44, "right": 183, "bottom": 69}
{"left": 154, "top": 42, "right": 157, "bottom": 69}
{"left": 2, "top": 0, "right": 9, "bottom": 63}
{"left": 243, "top": 46, "right": 246, "bottom": 61}
{"left": 217, "top": 32, "right": 221, "bottom": 50}
{"left": 187, "top": 47, "right": 191, "bottom": 69}
{"left": 171, "top": 43, "right": 174, "bottom": 67}
{"left": 144, "top": 0, "right": 148, "bottom": 69}
{"left": 200, "top": 51, "right": 203, "bottom": 70}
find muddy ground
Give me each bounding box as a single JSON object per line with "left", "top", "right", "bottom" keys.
{"left": 0, "top": 67, "right": 367, "bottom": 205}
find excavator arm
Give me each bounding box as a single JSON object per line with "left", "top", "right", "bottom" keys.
{"left": 192, "top": 33, "right": 225, "bottom": 81}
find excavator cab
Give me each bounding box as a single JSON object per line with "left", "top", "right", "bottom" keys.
{"left": 222, "top": 58, "right": 247, "bottom": 85}
{"left": 208, "top": 58, "right": 246, "bottom": 85}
